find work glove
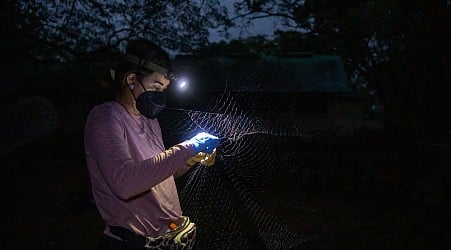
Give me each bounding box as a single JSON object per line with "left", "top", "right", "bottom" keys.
{"left": 186, "top": 148, "right": 217, "bottom": 167}
{"left": 187, "top": 132, "right": 219, "bottom": 154}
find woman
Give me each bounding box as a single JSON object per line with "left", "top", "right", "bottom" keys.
{"left": 84, "top": 39, "right": 218, "bottom": 249}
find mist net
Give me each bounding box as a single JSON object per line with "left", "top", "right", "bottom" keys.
{"left": 159, "top": 89, "right": 314, "bottom": 250}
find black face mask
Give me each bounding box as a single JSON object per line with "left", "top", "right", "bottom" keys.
{"left": 135, "top": 90, "right": 166, "bottom": 119}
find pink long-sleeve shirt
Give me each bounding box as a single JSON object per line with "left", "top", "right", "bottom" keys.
{"left": 84, "top": 101, "right": 195, "bottom": 238}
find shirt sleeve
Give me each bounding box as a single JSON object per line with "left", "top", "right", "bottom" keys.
{"left": 173, "top": 162, "right": 193, "bottom": 178}
{"left": 84, "top": 106, "right": 195, "bottom": 200}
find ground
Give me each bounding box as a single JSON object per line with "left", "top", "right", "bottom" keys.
{"left": 1, "top": 126, "right": 449, "bottom": 250}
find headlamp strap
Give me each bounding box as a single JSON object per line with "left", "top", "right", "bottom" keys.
{"left": 124, "top": 53, "right": 168, "bottom": 76}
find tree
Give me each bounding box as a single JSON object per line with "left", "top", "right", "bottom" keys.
{"left": 15, "top": 0, "right": 229, "bottom": 60}
{"left": 231, "top": 0, "right": 449, "bottom": 141}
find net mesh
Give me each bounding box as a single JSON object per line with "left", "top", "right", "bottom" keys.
{"left": 159, "top": 90, "right": 312, "bottom": 249}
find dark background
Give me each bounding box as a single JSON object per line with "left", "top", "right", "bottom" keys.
{"left": 1, "top": 1, "right": 450, "bottom": 249}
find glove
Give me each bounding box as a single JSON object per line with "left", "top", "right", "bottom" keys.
{"left": 200, "top": 148, "right": 217, "bottom": 166}
{"left": 187, "top": 132, "right": 219, "bottom": 154}
{"left": 186, "top": 152, "right": 207, "bottom": 166}
{"left": 186, "top": 148, "right": 217, "bottom": 167}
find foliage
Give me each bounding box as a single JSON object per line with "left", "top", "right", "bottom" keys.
{"left": 13, "top": 0, "right": 228, "bottom": 60}
{"left": 2, "top": 0, "right": 448, "bottom": 139}
{"left": 231, "top": 0, "right": 449, "bottom": 140}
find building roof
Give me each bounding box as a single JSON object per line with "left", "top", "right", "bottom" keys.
{"left": 174, "top": 54, "right": 352, "bottom": 93}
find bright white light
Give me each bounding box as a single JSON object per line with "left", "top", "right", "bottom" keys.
{"left": 178, "top": 78, "right": 188, "bottom": 90}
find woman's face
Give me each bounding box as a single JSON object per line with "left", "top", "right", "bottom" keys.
{"left": 137, "top": 72, "right": 170, "bottom": 92}
{"left": 125, "top": 71, "right": 170, "bottom": 99}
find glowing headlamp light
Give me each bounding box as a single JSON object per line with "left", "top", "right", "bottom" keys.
{"left": 176, "top": 78, "right": 188, "bottom": 90}
{"left": 124, "top": 53, "right": 188, "bottom": 91}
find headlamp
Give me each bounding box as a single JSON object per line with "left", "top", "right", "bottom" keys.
{"left": 124, "top": 53, "right": 189, "bottom": 91}
{"left": 125, "top": 53, "right": 188, "bottom": 90}
{"left": 176, "top": 78, "right": 189, "bottom": 90}
{"left": 125, "top": 53, "right": 168, "bottom": 75}
{"left": 167, "top": 72, "right": 188, "bottom": 91}
{"left": 166, "top": 70, "right": 177, "bottom": 82}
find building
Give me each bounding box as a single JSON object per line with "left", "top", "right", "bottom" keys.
{"left": 169, "top": 53, "right": 379, "bottom": 138}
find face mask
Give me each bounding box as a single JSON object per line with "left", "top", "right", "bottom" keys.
{"left": 135, "top": 90, "right": 166, "bottom": 119}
